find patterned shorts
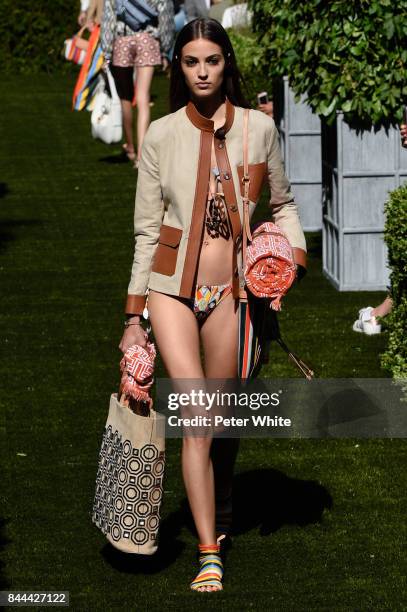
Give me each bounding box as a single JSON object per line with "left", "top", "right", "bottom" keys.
{"left": 112, "top": 33, "right": 161, "bottom": 68}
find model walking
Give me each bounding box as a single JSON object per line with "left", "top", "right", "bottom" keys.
{"left": 101, "top": 0, "right": 175, "bottom": 166}
{"left": 119, "top": 18, "right": 306, "bottom": 592}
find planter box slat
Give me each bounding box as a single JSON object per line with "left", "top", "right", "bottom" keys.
{"left": 275, "top": 77, "right": 322, "bottom": 231}
{"left": 322, "top": 112, "right": 407, "bottom": 291}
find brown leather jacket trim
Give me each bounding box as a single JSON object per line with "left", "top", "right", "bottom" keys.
{"left": 237, "top": 162, "right": 267, "bottom": 203}
{"left": 214, "top": 135, "right": 242, "bottom": 297}
{"left": 125, "top": 294, "right": 147, "bottom": 315}
{"left": 179, "top": 99, "right": 236, "bottom": 297}
{"left": 293, "top": 247, "right": 307, "bottom": 269}
{"left": 151, "top": 225, "right": 183, "bottom": 277}
{"left": 186, "top": 97, "right": 235, "bottom": 134}
{"left": 179, "top": 129, "right": 213, "bottom": 297}
{"left": 186, "top": 101, "right": 213, "bottom": 131}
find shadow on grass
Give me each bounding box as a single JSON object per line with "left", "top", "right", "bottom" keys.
{"left": 0, "top": 219, "right": 44, "bottom": 253}
{"left": 100, "top": 506, "right": 187, "bottom": 575}
{"left": 175, "top": 469, "right": 332, "bottom": 538}
{"left": 317, "top": 387, "right": 388, "bottom": 436}
{"left": 98, "top": 153, "right": 131, "bottom": 165}
{"left": 101, "top": 468, "right": 332, "bottom": 575}
{"left": 305, "top": 231, "right": 322, "bottom": 257}
{"left": 0, "top": 517, "right": 12, "bottom": 589}
{"left": 231, "top": 468, "right": 332, "bottom": 536}
{"left": 0, "top": 183, "right": 45, "bottom": 251}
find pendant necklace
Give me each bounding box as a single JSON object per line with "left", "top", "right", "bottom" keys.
{"left": 204, "top": 167, "right": 231, "bottom": 241}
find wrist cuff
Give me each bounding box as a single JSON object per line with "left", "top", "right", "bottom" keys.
{"left": 125, "top": 295, "right": 147, "bottom": 315}
{"left": 292, "top": 247, "right": 307, "bottom": 269}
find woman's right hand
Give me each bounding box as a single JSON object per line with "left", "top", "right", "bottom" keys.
{"left": 119, "top": 319, "right": 149, "bottom": 353}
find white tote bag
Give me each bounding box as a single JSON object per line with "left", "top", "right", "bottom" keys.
{"left": 91, "top": 67, "right": 123, "bottom": 144}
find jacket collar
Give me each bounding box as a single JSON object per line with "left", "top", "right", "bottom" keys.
{"left": 186, "top": 97, "right": 235, "bottom": 134}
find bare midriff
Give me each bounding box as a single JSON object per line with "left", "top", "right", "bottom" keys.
{"left": 195, "top": 138, "right": 233, "bottom": 286}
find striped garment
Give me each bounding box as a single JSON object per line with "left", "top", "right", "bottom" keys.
{"left": 238, "top": 291, "right": 314, "bottom": 381}
{"left": 65, "top": 37, "right": 88, "bottom": 65}
{"left": 72, "top": 26, "right": 104, "bottom": 111}
{"left": 238, "top": 293, "right": 271, "bottom": 381}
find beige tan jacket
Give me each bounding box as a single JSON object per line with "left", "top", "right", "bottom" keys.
{"left": 125, "top": 98, "right": 307, "bottom": 314}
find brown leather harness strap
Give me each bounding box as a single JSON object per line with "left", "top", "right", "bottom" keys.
{"left": 214, "top": 131, "right": 243, "bottom": 299}
{"left": 179, "top": 129, "right": 213, "bottom": 297}
{"left": 241, "top": 108, "right": 252, "bottom": 275}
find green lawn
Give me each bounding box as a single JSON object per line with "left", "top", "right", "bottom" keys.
{"left": 1, "top": 72, "right": 405, "bottom": 611}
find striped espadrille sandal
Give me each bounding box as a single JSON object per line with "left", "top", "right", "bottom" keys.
{"left": 190, "top": 543, "right": 224, "bottom": 592}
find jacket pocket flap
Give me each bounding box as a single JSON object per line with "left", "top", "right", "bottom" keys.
{"left": 158, "top": 224, "right": 182, "bottom": 247}
{"left": 237, "top": 162, "right": 267, "bottom": 202}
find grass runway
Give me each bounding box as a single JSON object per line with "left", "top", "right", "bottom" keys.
{"left": 0, "top": 72, "right": 405, "bottom": 611}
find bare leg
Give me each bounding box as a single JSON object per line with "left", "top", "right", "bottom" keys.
{"left": 201, "top": 292, "right": 240, "bottom": 540}
{"left": 148, "top": 290, "right": 239, "bottom": 592}
{"left": 201, "top": 292, "right": 239, "bottom": 378}
{"left": 134, "top": 66, "right": 155, "bottom": 160}
{"left": 372, "top": 296, "right": 393, "bottom": 319}
{"left": 120, "top": 99, "right": 135, "bottom": 156}
{"left": 147, "top": 291, "right": 217, "bottom": 551}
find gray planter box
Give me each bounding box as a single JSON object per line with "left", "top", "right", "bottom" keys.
{"left": 274, "top": 76, "right": 322, "bottom": 231}
{"left": 322, "top": 113, "right": 407, "bottom": 291}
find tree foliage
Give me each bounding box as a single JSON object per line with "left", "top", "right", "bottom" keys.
{"left": 381, "top": 183, "right": 407, "bottom": 379}
{"left": 0, "top": 0, "right": 78, "bottom": 73}
{"left": 250, "top": 0, "right": 407, "bottom": 127}
{"left": 228, "top": 28, "right": 271, "bottom": 107}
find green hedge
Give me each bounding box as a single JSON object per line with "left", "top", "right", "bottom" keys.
{"left": 0, "top": 1, "right": 78, "bottom": 73}
{"left": 228, "top": 28, "right": 271, "bottom": 107}
{"left": 250, "top": 0, "right": 407, "bottom": 127}
{"left": 381, "top": 184, "right": 407, "bottom": 379}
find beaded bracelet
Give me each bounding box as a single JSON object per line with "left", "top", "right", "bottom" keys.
{"left": 124, "top": 320, "right": 143, "bottom": 328}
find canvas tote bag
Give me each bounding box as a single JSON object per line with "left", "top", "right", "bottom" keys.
{"left": 92, "top": 379, "right": 165, "bottom": 555}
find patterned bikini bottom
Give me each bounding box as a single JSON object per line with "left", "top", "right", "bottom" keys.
{"left": 190, "top": 283, "right": 233, "bottom": 322}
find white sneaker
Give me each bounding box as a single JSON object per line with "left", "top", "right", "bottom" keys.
{"left": 352, "top": 306, "right": 382, "bottom": 335}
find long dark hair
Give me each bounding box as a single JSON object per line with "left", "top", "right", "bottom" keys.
{"left": 169, "top": 18, "right": 251, "bottom": 112}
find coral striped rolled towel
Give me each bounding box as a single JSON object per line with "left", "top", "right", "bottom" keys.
{"left": 120, "top": 342, "right": 156, "bottom": 406}
{"left": 244, "top": 222, "right": 296, "bottom": 311}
